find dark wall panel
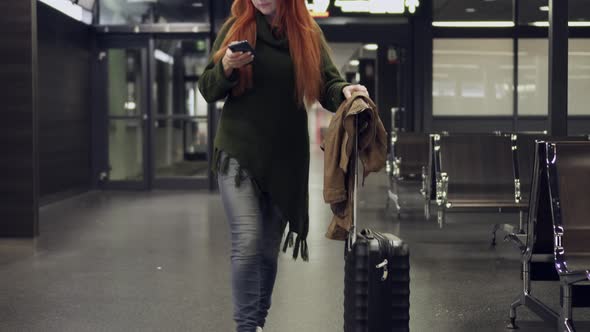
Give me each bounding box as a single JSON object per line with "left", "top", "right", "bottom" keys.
{"left": 431, "top": 118, "right": 513, "bottom": 133}
{"left": 37, "top": 3, "right": 92, "bottom": 199}
{"left": 517, "top": 118, "right": 549, "bottom": 133}
{"left": 569, "top": 118, "right": 590, "bottom": 136}
{"left": 0, "top": 1, "right": 38, "bottom": 236}
{"left": 429, "top": 117, "right": 590, "bottom": 135}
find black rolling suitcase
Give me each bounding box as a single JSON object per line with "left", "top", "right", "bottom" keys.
{"left": 343, "top": 116, "right": 410, "bottom": 332}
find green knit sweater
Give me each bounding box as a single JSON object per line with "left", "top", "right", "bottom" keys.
{"left": 198, "top": 10, "right": 350, "bottom": 261}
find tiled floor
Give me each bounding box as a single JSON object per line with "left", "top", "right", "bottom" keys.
{"left": 0, "top": 146, "right": 588, "bottom": 331}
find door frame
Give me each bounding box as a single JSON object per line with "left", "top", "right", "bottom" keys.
{"left": 94, "top": 32, "right": 214, "bottom": 191}
{"left": 95, "top": 35, "right": 151, "bottom": 190}
{"left": 149, "top": 34, "right": 211, "bottom": 190}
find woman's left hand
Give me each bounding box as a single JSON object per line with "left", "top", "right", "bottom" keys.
{"left": 343, "top": 84, "right": 369, "bottom": 99}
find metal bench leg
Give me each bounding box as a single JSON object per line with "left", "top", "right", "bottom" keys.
{"left": 393, "top": 177, "right": 401, "bottom": 217}
{"left": 437, "top": 207, "right": 445, "bottom": 228}
{"left": 508, "top": 261, "right": 532, "bottom": 329}
{"left": 507, "top": 295, "right": 523, "bottom": 329}
{"left": 387, "top": 189, "right": 401, "bottom": 218}
{"left": 560, "top": 285, "right": 575, "bottom": 332}
{"left": 518, "top": 210, "right": 526, "bottom": 234}
{"left": 491, "top": 224, "right": 500, "bottom": 246}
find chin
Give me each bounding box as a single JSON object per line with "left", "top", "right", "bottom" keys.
{"left": 256, "top": 5, "right": 273, "bottom": 14}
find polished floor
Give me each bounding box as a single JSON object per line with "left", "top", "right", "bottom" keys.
{"left": 1, "top": 146, "right": 589, "bottom": 331}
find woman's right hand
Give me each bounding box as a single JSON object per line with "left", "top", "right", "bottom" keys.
{"left": 222, "top": 47, "right": 254, "bottom": 78}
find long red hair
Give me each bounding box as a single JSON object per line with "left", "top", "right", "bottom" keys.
{"left": 213, "top": 0, "right": 324, "bottom": 106}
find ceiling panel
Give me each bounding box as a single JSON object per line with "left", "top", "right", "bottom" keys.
{"left": 99, "top": 0, "right": 209, "bottom": 24}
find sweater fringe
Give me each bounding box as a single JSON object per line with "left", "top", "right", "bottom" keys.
{"left": 283, "top": 232, "right": 309, "bottom": 262}
{"left": 217, "top": 148, "right": 310, "bottom": 262}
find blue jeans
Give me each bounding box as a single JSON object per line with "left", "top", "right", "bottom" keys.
{"left": 217, "top": 152, "right": 287, "bottom": 332}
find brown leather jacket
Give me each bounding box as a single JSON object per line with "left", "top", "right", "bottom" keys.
{"left": 322, "top": 92, "right": 387, "bottom": 240}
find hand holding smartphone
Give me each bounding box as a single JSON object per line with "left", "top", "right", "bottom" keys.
{"left": 228, "top": 40, "right": 256, "bottom": 56}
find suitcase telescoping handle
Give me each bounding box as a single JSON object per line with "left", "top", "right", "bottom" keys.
{"left": 346, "top": 115, "right": 359, "bottom": 252}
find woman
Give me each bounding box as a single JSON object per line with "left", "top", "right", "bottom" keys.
{"left": 198, "top": 0, "right": 367, "bottom": 331}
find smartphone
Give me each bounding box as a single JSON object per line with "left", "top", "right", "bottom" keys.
{"left": 228, "top": 40, "right": 256, "bottom": 56}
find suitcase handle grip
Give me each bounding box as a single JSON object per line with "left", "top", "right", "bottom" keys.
{"left": 376, "top": 259, "right": 389, "bottom": 281}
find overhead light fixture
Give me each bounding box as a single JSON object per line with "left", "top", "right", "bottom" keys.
{"left": 539, "top": 6, "right": 549, "bottom": 12}
{"left": 154, "top": 49, "right": 175, "bottom": 65}
{"left": 530, "top": 21, "right": 590, "bottom": 27}
{"left": 432, "top": 21, "right": 515, "bottom": 27}
{"left": 39, "top": 0, "right": 92, "bottom": 24}
{"left": 191, "top": 2, "right": 204, "bottom": 7}
{"left": 530, "top": 21, "right": 549, "bottom": 27}
{"left": 406, "top": 0, "right": 420, "bottom": 14}
{"left": 465, "top": 8, "right": 476, "bottom": 13}
{"left": 335, "top": 0, "right": 404, "bottom": 14}
{"left": 349, "top": 60, "right": 360, "bottom": 66}
{"left": 569, "top": 21, "right": 590, "bottom": 27}
{"left": 363, "top": 44, "right": 379, "bottom": 51}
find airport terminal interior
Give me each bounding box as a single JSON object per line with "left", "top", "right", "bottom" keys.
{"left": 2, "top": 0, "right": 590, "bottom": 331}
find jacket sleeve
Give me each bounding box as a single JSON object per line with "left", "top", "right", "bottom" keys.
{"left": 319, "top": 32, "right": 351, "bottom": 113}
{"left": 198, "top": 22, "right": 239, "bottom": 103}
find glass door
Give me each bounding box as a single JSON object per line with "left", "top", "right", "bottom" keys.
{"left": 95, "top": 35, "right": 213, "bottom": 190}
{"left": 96, "top": 40, "right": 150, "bottom": 189}
{"left": 150, "top": 37, "right": 211, "bottom": 189}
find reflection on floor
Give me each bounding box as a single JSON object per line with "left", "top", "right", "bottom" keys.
{"left": 155, "top": 160, "right": 209, "bottom": 178}
{"left": 0, "top": 145, "right": 588, "bottom": 331}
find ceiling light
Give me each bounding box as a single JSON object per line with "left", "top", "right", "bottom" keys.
{"left": 530, "top": 21, "right": 549, "bottom": 27}
{"left": 349, "top": 60, "right": 360, "bottom": 66}
{"left": 39, "top": 0, "right": 91, "bottom": 24}
{"left": 432, "top": 21, "right": 515, "bottom": 27}
{"left": 530, "top": 21, "right": 590, "bottom": 27}
{"left": 154, "top": 49, "right": 175, "bottom": 65}
{"left": 363, "top": 44, "right": 378, "bottom": 51}
{"left": 569, "top": 21, "right": 590, "bottom": 27}
{"left": 539, "top": 6, "right": 549, "bottom": 12}
{"left": 191, "top": 2, "right": 203, "bottom": 7}
{"left": 465, "top": 8, "right": 476, "bottom": 13}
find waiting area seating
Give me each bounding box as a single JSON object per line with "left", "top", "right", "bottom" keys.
{"left": 425, "top": 133, "right": 526, "bottom": 227}
{"left": 506, "top": 141, "right": 590, "bottom": 332}
{"left": 386, "top": 131, "right": 429, "bottom": 216}
{"left": 491, "top": 134, "right": 590, "bottom": 245}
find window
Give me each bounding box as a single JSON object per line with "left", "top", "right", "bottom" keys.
{"left": 518, "top": 39, "right": 548, "bottom": 116}
{"left": 433, "top": 39, "right": 514, "bottom": 116}
{"left": 569, "top": 39, "right": 590, "bottom": 116}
